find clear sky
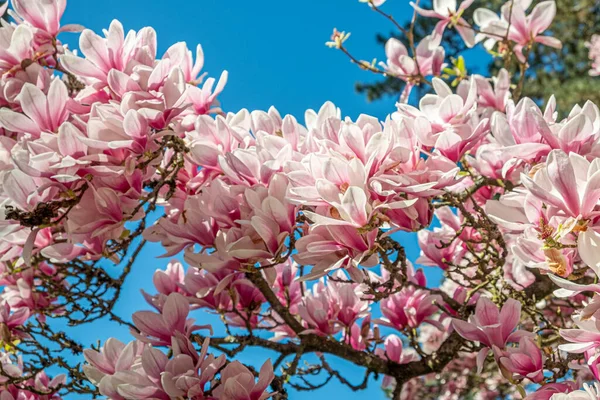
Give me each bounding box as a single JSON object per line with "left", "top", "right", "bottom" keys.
{"left": 54, "top": 1, "right": 451, "bottom": 398}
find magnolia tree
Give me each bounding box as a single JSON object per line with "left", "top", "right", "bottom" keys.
{"left": 1, "top": 0, "right": 600, "bottom": 398}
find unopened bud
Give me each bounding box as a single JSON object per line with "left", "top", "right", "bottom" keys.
{"left": 281, "top": 266, "right": 292, "bottom": 287}
{"left": 361, "top": 323, "right": 370, "bottom": 339}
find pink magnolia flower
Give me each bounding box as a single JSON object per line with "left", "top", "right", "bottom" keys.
{"left": 385, "top": 197, "right": 433, "bottom": 232}
{"left": 162, "top": 42, "right": 206, "bottom": 85}
{"left": 61, "top": 20, "right": 157, "bottom": 84}
{"left": 166, "top": 337, "right": 226, "bottom": 398}
{"left": 485, "top": 189, "right": 543, "bottom": 233}
{"left": 496, "top": 98, "right": 597, "bottom": 162}
{"left": 185, "top": 114, "right": 255, "bottom": 174}
{"left": 113, "top": 65, "right": 192, "bottom": 129}
{"left": 0, "top": 62, "right": 55, "bottom": 105}
{"left": 453, "top": 297, "right": 524, "bottom": 348}
{"left": 296, "top": 270, "right": 369, "bottom": 333}
{"left": 11, "top": 0, "right": 82, "bottom": 38}
{"left": 371, "top": 150, "right": 460, "bottom": 199}
{"left": 343, "top": 318, "right": 374, "bottom": 351}
{"left": 143, "top": 194, "right": 218, "bottom": 257}
{"left": 0, "top": 302, "right": 30, "bottom": 341}
{"left": 380, "top": 35, "right": 445, "bottom": 79}
{"left": 377, "top": 284, "right": 441, "bottom": 331}
{"left": 379, "top": 35, "right": 445, "bottom": 101}
{"left": 328, "top": 278, "right": 370, "bottom": 327}
{"left": 224, "top": 279, "right": 265, "bottom": 329}
{"left": 417, "top": 207, "right": 468, "bottom": 270}
{"left": 211, "top": 360, "right": 275, "bottom": 400}
{"left": 453, "top": 297, "right": 530, "bottom": 371}
{"left": 474, "top": 0, "right": 561, "bottom": 62}
{"left": 234, "top": 181, "right": 295, "bottom": 256}
{"left": 521, "top": 150, "right": 600, "bottom": 220}
{"left": 489, "top": 98, "right": 553, "bottom": 164}
{"left": 287, "top": 150, "right": 418, "bottom": 231}
{"left": 83, "top": 339, "right": 145, "bottom": 386}
{"left": 379, "top": 336, "right": 412, "bottom": 364}
{"left": 152, "top": 260, "right": 186, "bottom": 297}
{"left": 546, "top": 383, "right": 600, "bottom": 400}
{"left": 160, "top": 350, "right": 224, "bottom": 398}
{"left": 495, "top": 337, "right": 545, "bottom": 383}
{"left": 486, "top": 188, "right": 581, "bottom": 279}
{"left": 78, "top": 106, "right": 157, "bottom": 155}
{"left": 467, "top": 143, "right": 526, "bottom": 181}
{"left": 109, "top": 348, "right": 179, "bottom": 399}
{"left": 0, "top": 366, "right": 65, "bottom": 400}
{"left": 558, "top": 314, "right": 600, "bottom": 355}
{"left": 525, "top": 382, "right": 578, "bottom": 400}
{"left": 213, "top": 133, "right": 287, "bottom": 187}
{"left": 140, "top": 261, "right": 188, "bottom": 311}
{"left": 185, "top": 71, "right": 228, "bottom": 116}
{"left": 546, "top": 101, "right": 600, "bottom": 156}
{"left": 0, "top": 25, "right": 36, "bottom": 74}
{"left": 287, "top": 154, "right": 370, "bottom": 223}
{"left": 131, "top": 292, "right": 210, "bottom": 346}
{"left": 116, "top": 339, "right": 220, "bottom": 399}
{"left": 184, "top": 181, "right": 295, "bottom": 271}
{"left": 249, "top": 107, "right": 286, "bottom": 137}
{"left": 0, "top": 79, "right": 69, "bottom": 137}
{"left": 474, "top": 68, "right": 511, "bottom": 114}
{"left": 375, "top": 335, "right": 416, "bottom": 388}
{"left": 297, "top": 279, "right": 342, "bottom": 336}
{"left": 85, "top": 337, "right": 230, "bottom": 400}
{"left": 302, "top": 184, "right": 373, "bottom": 229}
{"left": 64, "top": 186, "right": 140, "bottom": 246}
{"left": 411, "top": 0, "right": 476, "bottom": 48}
{"left": 396, "top": 78, "right": 489, "bottom": 162}
{"left": 181, "top": 267, "right": 235, "bottom": 311}
{"left": 294, "top": 225, "right": 378, "bottom": 282}
{"left": 6, "top": 135, "right": 87, "bottom": 185}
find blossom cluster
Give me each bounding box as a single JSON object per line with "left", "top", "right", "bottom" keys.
{"left": 84, "top": 276, "right": 275, "bottom": 399}
{"left": 0, "top": 0, "right": 599, "bottom": 399}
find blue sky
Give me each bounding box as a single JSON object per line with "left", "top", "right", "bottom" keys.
{"left": 53, "top": 1, "right": 461, "bottom": 398}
